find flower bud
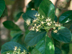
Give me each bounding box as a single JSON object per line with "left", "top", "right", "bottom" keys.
{"left": 55, "top": 23, "right": 59, "bottom": 27}
{"left": 53, "top": 30, "right": 57, "bottom": 33}
{"left": 53, "top": 27, "right": 56, "bottom": 29}
{"left": 33, "top": 20, "right": 37, "bottom": 23}
{"left": 58, "top": 28, "right": 60, "bottom": 30}
{"left": 36, "top": 29, "right": 39, "bottom": 32}
{"left": 14, "top": 46, "right": 17, "bottom": 50}
{"left": 34, "top": 24, "right": 36, "bottom": 26}
{"left": 41, "top": 21, "right": 44, "bottom": 24}
{"left": 46, "top": 18, "right": 51, "bottom": 22}
{"left": 47, "top": 23, "right": 51, "bottom": 26}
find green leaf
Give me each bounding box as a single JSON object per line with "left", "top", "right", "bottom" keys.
{"left": 59, "top": 10, "right": 72, "bottom": 23}
{"left": 0, "top": 0, "right": 5, "bottom": 17}
{"left": 38, "top": 0, "right": 55, "bottom": 21}
{"left": 1, "top": 6, "right": 8, "bottom": 18}
{"left": 24, "top": 22, "right": 30, "bottom": 36}
{"left": 28, "top": 1, "right": 34, "bottom": 9}
{"left": 63, "top": 20, "right": 72, "bottom": 32}
{"left": 10, "top": 30, "right": 22, "bottom": 38}
{"left": 32, "top": 36, "right": 54, "bottom": 54}
{"left": 55, "top": 47, "right": 62, "bottom": 54}
{"left": 53, "top": 39, "right": 62, "bottom": 54}
{"left": 31, "top": 48, "right": 41, "bottom": 54}
{"left": 11, "top": 32, "right": 23, "bottom": 42}
{"left": 34, "top": 0, "right": 43, "bottom": 9}
{"left": 22, "top": 10, "right": 38, "bottom": 21}
{"left": 2, "top": 51, "right": 13, "bottom": 54}
{"left": 54, "top": 15, "right": 58, "bottom": 22}
{"left": 1, "top": 41, "right": 27, "bottom": 53}
{"left": 25, "top": 31, "right": 46, "bottom": 46}
{"left": 51, "top": 26, "right": 71, "bottom": 43}
{"left": 69, "top": 43, "right": 72, "bottom": 54}
{"left": 62, "top": 44, "right": 69, "bottom": 54}
{"left": 3, "top": 21, "right": 21, "bottom": 31}
{"left": 14, "top": 12, "right": 23, "bottom": 22}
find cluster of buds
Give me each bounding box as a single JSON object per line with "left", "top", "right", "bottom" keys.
{"left": 7, "top": 46, "right": 27, "bottom": 54}
{"left": 30, "top": 13, "right": 61, "bottom": 33}
{"left": 14, "top": 46, "right": 17, "bottom": 51}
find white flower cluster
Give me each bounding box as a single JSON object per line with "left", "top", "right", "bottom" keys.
{"left": 7, "top": 46, "right": 27, "bottom": 54}
{"left": 30, "top": 14, "right": 61, "bottom": 33}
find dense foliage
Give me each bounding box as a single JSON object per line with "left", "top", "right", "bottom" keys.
{"left": 0, "top": 0, "right": 72, "bottom": 54}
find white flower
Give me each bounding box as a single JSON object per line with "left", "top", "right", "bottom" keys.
{"left": 36, "top": 25, "right": 41, "bottom": 28}
{"left": 37, "top": 14, "right": 40, "bottom": 16}
{"left": 14, "top": 46, "right": 17, "bottom": 50}
{"left": 36, "top": 25, "right": 40, "bottom": 28}
{"left": 36, "top": 26, "right": 39, "bottom": 28}
{"left": 30, "top": 27, "right": 34, "bottom": 31}
{"left": 46, "top": 18, "right": 51, "bottom": 22}
{"left": 35, "top": 13, "right": 38, "bottom": 17}
{"left": 58, "top": 24, "right": 61, "bottom": 26}
{"left": 41, "top": 21, "right": 44, "bottom": 24}
{"left": 33, "top": 19, "right": 37, "bottom": 22}
{"left": 36, "top": 29, "right": 39, "bottom": 32}
{"left": 55, "top": 23, "right": 59, "bottom": 27}
{"left": 50, "top": 21, "right": 52, "bottom": 24}
{"left": 53, "top": 27, "right": 56, "bottom": 29}
{"left": 53, "top": 21, "right": 55, "bottom": 23}
{"left": 53, "top": 30, "right": 57, "bottom": 33}
{"left": 38, "top": 25, "right": 41, "bottom": 27}
{"left": 58, "top": 28, "right": 60, "bottom": 30}
{"left": 42, "top": 15, "right": 44, "bottom": 18}
{"left": 35, "top": 14, "right": 40, "bottom": 17}
{"left": 47, "top": 23, "right": 51, "bottom": 26}
{"left": 7, "top": 53, "right": 10, "bottom": 54}
{"left": 34, "top": 24, "right": 36, "bottom": 26}
{"left": 26, "top": 19, "right": 31, "bottom": 25}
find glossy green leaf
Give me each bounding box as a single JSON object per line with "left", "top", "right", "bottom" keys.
{"left": 11, "top": 33, "right": 23, "bottom": 42}
{"left": 53, "top": 39, "right": 62, "bottom": 54}
{"left": 31, "top": 48, "right": 41, "bottom": 54}
{"left": 28, "top": 1, "right": 34, "bottom": 9}
{"left": 34, "top": 0, "right": 43, "bottom": 9}
{"left": 63, "top": 20, "right": 72, "bottom": 32}
{"left": 54, "top": 15, "right": 58, "bottom": 22}
{"left": 22, "top": 10, "right": 38, "bottom": 21}
{"left": 2, "top": 51, "right": 13, "bottom": 54}
{"left": 32, "top": 36, "right": 54, "bottom": 54}
{"left": 0, "top": 0, "right": 5, "bottom": 17}
{"left": 59, "top": 10, "right": 72, "bottom": 23}
{"left": 62, "top": 44, "right": 69, "bottom": 54}
{"left": 3, "top": 21, "right": 21, "bottom": 31}
{"left": 14, "top": 12, "right": 23, "bottom": 22}
{"left": 51, "top": 26, "right": 71, "bottom": 43}
{"left": 10, "top": 30, "right": 22, "bottom": 38}
{"left": 25, "top": 31, "right": 46, "bottom": 46}
{"left": 1, "top": 6, "right": 8, "bottom": 18}
{"left": 24, "top": 22, "right": 30, "bottom": 36}
{"left": 38, "top": 0, "right": 55, "bottom": 21}
{"left": 55, "top": 47, "right": 62, "bottom": 54}
{"left": 1, "top": 41, "right": 27, "bottom": 53}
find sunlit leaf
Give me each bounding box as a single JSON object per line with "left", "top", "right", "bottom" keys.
{"left": 38, "top": 0, "right": 55, "bottom": 21}
{"left": 59, "top": 10, "right": 72, "bottom": 23}
{"left": 31, "top": 36, "right": 55, "bottom": 54}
